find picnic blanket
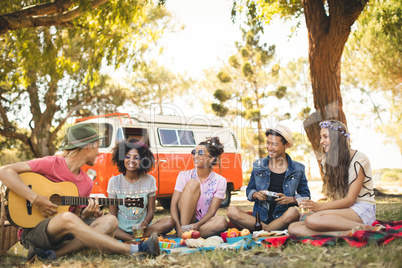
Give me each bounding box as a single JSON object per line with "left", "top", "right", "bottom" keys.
{"left": 7, "top": 221, "right": 401, "bottom": 257}
{"left": 262, "top": 220, "right": 402, "bottom": 248}
{"left": 161, "top": 236, "right": 254, "bottom": 255}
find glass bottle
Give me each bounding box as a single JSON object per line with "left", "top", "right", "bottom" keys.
{"left": 254, "top": 212, "right": 262, "bottom": 231}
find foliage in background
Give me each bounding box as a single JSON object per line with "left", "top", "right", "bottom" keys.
{"left": 374, "top": 168, "right": 402, "bottom": 182}
{"left": 232, "top": 0, "right": 368, "bottom": 160}
{"left": 211, "top": 3, "right": 288, "bottom": 159}
{"left": 0, "top": 1, "right": 172, "bottom": 158}
{"left": 343, "top": 0, "right": 402, "bottom": 157}
{"left": 126, "top": 60, "right": 193, "bottom": 114}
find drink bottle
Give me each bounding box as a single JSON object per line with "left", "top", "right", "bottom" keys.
{"left": 254, "top": 212, "right": 262, "bottom": 231}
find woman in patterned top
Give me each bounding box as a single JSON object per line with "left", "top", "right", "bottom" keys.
{"left": 151, "top": 137, "right": 228, "bottom": 238}
{"left": 288, "top": 120, "right": 383, "bottom": 237}
{"left": 107, "top": 139, "right": 158, "bottom": 241}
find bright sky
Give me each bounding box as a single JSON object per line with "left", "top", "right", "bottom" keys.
{"left": 159, "top": 0, "right": 308, "bottom": 76}
{"left": 152, "top": 0, "right": 402, "bottom": 171}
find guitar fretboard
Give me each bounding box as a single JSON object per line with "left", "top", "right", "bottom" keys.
{"left": 59, "top": 196, "right": 140, "bottom": 207}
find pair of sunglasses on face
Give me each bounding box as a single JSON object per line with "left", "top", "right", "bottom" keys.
{"left": 191, "top": 149, "right": 212, "bottom": 157}
{"left": 125, "top": 155, "right": 141, "bottom": 160}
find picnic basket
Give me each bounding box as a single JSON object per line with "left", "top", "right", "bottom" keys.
{"left": 1, "top": 184, "right": 19, "bottom": 255}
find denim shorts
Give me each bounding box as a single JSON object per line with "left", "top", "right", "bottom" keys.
{"left": 350, "top": 202, "right": 376, "bottom": 225}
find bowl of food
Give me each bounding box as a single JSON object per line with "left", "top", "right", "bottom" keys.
{"left": 159, "top": 239, "right": 177, "bottom": 249}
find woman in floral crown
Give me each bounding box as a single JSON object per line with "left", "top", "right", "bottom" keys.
{"left": 288, "top": 120, "right": 383, "bottom": 236}
{"left": 151, "top": 137, "right": 228, "bottom": 238}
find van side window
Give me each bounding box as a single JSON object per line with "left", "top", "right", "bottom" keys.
{"left": 116, "top": 128, "right": 125, "bottom": 143}
{"left": 158, "top": 129, "right": 196, "bottom": 146}
{"left": 178, "top": 130, "right": 195, "bottom": 145}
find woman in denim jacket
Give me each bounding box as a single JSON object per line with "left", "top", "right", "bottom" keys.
{"left": 227, "top": 124, "right": 310, "bottom": 231}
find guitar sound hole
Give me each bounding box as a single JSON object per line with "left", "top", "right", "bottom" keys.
{"left": 49, "top": 194, "right": 62, "bottom": 206}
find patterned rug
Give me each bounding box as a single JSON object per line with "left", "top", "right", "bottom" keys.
{"left": 262, "top": 220, "right": 402, "bottom": 248}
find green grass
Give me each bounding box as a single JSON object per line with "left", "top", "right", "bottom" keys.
{"left": 1, "top": 196, "right": 401, "bottom": 267}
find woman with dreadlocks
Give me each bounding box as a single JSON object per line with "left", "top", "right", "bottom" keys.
{"left": 288, "top": 120, "right": 383, "bottom": 236}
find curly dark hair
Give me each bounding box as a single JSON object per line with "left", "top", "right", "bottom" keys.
{"left": 111, "top": 138, "right": 155, "bottom": 176}
{"left": 198, "top": 136, "right": 224, "bottom": 168}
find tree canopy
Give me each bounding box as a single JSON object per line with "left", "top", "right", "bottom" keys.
{"left": 0, "top": 0, "right": 164, "bottom": 35}
{"left": 0, "top": 1, "right": 172, "bottom": 157}
{"left": 211, "top": 5, "right": 288, "bottom": 158}
{"left": 343, "top": 0, "right": 402, "bottom": 155}
{"left": 127, "top": 60, "right": 192, "bottom": 114}
{"left": 232, "top": 0, "right": 368, "bottom": 155}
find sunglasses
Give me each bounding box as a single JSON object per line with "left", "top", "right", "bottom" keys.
{"left": 125, "top": 155, "right": 141, "bottom": 160}
{"left": 191, "top": 149, "right": 212, "bottom": 157}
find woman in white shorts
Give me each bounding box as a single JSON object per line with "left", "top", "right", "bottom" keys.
{"left": 289, "top": 120, "right": 382, "bottom": 236}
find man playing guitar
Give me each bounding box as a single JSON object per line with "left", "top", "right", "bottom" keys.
{"left": 0, "top": 123, "right": 159, "bottom": 260}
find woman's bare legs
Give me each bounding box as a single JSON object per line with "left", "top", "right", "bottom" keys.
{"left": 288, "top": 208, "right": 364, "bottom": 237}
{"left": 178, "top": 179, "right": 200, "bottom": 225}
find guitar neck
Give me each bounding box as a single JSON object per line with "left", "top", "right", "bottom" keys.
{"left": 61, "top": 196, "right": 126, "bottom": 206}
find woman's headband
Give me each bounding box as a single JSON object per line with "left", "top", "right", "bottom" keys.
{"left": 319, "top": 121, "right": 350, "bottom": 140}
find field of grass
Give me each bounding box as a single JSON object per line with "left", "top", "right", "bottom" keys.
{"left": 1, "top": 195, "right": 401, "bottom": 268}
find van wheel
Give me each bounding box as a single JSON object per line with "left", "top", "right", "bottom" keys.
{"left": 159, "top": 198, "right": 171, "bottom": 210}
{"left": 220, "top": 189, "right": 231, "bottom": 207}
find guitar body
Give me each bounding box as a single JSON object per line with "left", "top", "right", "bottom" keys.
{"left": 7, "top": 172, "right": 79, "bottom": 228}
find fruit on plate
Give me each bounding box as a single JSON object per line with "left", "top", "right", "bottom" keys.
{"left": 228, "top": 232, "right": 237, "bottom": 238}
{"left": 180, "top": 239, "right": 187, "bottom": 246}
{"left": 227, "top": 228, "right": 240, "bottom": 238}
{"left": 191, "top": 230, "right": 201, "bottom": 239}
{"left": 182, "top": 231, "right": 192, "bottom": 239}
{"left": 240, "top": 228, "right": 251, "bottom": 236}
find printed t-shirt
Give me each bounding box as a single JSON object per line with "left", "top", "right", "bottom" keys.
{"left": 174, "top": 169, "right": 227, "bottom": 221}
{"left": 107, "top": 173, "right": 157, "bottom": 233}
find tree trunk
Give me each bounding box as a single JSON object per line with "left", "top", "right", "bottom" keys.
{"left": 302, "top": 0, "right": 367, "bottom": 155}
{"left": 25, "top": 73, "right": 58, "bottom": 158}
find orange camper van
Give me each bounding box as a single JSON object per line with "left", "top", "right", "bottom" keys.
{"left": 60, "top": 113, "right": 243, "bottom": 208}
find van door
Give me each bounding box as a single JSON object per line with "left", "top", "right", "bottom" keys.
{"left": 154, "top": 128, "right": 196, "bottom": 197}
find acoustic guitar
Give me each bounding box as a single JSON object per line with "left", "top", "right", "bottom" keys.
{"left": 6, "top": 172, "right": 144, "bottom": 228}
